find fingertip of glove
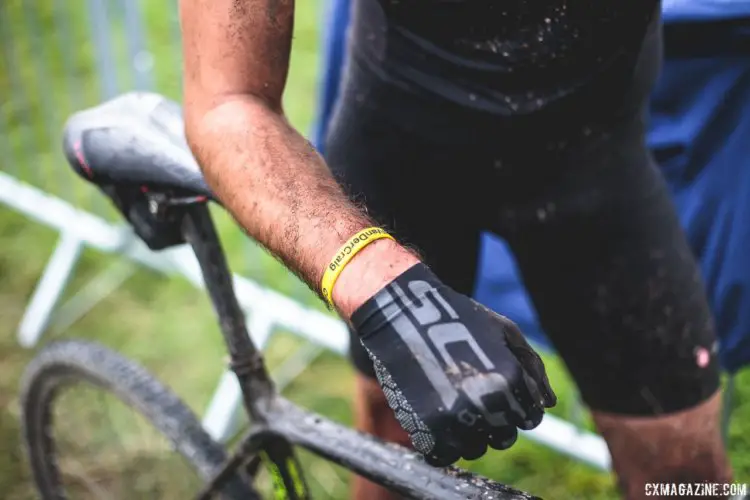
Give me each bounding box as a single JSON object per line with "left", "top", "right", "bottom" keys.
{"left": 488, "top": 428, "right": 518, "bottom": 451}
{"left": 517, "top": 415, "right": 542, "bottom": 431}
{"left": 492, "top": 437, "right": 518, "bottom": 451}
{"left": 543, "top": 391, "right": 558, "bottom": 408}
{"left": 530, "top": 372, "right": 558, "bottom": 409}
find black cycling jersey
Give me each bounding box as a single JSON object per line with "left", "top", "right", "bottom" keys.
{"left": 352, "top": 0, "right": 659, "bottom": 115}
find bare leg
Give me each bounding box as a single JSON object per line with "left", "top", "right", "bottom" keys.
{"left": 593, "top": 390, "right": 732, "bottom": 500}
{"left": 351, "top": 374, "right": 411, "bottom": 500}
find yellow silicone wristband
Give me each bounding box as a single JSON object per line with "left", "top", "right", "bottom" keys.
{"left": 320, "top": 227, "right": 395, "bottom": 308}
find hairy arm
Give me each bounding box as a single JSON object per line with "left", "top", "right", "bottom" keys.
{"left": 179, "top": 0, "right": 419, "bottom": 318}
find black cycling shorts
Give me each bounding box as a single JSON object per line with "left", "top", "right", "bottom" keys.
{"left": 324, "top": 1, "right": 720, "bottom": 416}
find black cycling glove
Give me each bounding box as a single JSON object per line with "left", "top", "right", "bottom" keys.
{"left": 351, "top": 263, "right": 557, "bottom": 467}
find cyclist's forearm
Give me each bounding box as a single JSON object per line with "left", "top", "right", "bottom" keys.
{"left": 187, "top": 97, "right": 419, "bottom": 317}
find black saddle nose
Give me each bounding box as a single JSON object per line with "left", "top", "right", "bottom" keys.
{"left": 62, "top": 91, "right": 214, "bottom": 199}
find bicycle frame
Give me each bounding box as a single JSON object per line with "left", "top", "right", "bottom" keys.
{"left": 167, "top": 200, "right": 538, "bottom": 500}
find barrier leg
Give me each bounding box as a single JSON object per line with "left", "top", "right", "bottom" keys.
{"left": 17, "top": 231, "right": 84, "bottom": 348}
{"left": 50, "top": 258, "right": 137, "bottom": 335}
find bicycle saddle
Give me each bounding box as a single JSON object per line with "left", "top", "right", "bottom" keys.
{"left": 62, "top": 91, "right": 213, "bottom": 199}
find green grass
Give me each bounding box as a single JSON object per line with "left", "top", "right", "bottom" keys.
{"left": 1, "top": 1, "right": 750, "bottom": 499}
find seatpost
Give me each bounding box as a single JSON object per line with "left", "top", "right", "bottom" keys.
{"left": 180, "top": 203, "right": 275, "bottom": 423}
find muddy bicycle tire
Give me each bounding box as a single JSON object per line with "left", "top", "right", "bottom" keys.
{"left": 20, "top": 339, "right": 257, "bottom": 500}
